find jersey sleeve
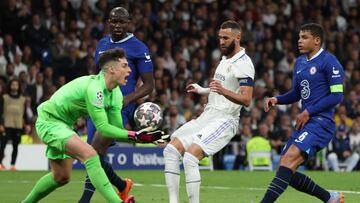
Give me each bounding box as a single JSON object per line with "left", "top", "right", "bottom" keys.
{"left": 136, "top": 44, "right": 153, "bottom": 74}
{"left": 85, "top": 81, "right": 129, "bottom": 140}
{"left": 306, "top": 55, "right": 344, "bottom": 116}
{"left": 108, "top": 88, "right": 124, "bottom": 128}
{"left": 232, "top": 57, "right": 255, "bottom": 80}
{"left": 325, "top": 55, "right": 344, "bottom": 92}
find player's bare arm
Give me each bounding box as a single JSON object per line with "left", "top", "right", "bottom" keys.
{"left": 123, "top": 72, "right": 154, "bottom": 107}
{"left": 209, "top": 80, "right": 253, "bottom": 107}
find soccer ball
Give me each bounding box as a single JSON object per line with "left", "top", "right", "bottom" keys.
{"left": 134, "top": 102, "right": 163, "bottom": 129}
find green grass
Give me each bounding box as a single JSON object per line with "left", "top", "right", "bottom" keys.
{"left": 1, "top": 170, "right": 359, "bottom": 202}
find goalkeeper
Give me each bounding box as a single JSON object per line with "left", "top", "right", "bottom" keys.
{"left": 22, "top": 48, "right": 165, "bottom": 203}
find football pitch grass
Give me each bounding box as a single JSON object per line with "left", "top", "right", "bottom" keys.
{"left": 1, "top": 170, "right": 359, "bottom": 203}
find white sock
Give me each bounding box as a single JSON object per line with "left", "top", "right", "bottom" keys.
{"left": 164, "top": 144, "right": 182, "bottom": 203}
{"left": 183, "top": 152, "right": 200, "bottom": 203}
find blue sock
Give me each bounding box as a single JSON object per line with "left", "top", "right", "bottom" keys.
{"left": 289, "top": 171, "right": 330, "bottom": 202}
{"left": 78, "top": 175, "right": 95, "bottom": 203}
{"left": 99, "top": 155, "right": 126, "bottom": 192}
{"left": 261, "top": 166, "right": 293, "bottom": 203}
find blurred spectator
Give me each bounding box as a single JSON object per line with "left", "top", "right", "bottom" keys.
{"left": 2, "top": 34, "right": 22, "bottom": 63}
{"left": 246, "top": 123, "right": 272, "bottom": 168}
{"left": 0, "top": 79, "right": 30, "bottom": 171}
{"left": 13, "top": 53, "right": 27, "bottom": 77}
{"left": 233, "top": 124, "right": 252, "bottom": 170}
{"left": 349, "top": 121, "right": 360, "bottom": 170}
{"left": 0, "top": 46, "right": 6, "bottom": 76}
{"left": 22, "top": 13, "right": 49, "bottom": 59}
{"left": 25, "top": 72, "right": 44, "bottom": 113}
{"left": 327, "top": 125, "right": 360, "bottom": 172}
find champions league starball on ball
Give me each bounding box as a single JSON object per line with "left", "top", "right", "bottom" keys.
{"left": 134, "top": 102, "right": 163, "bottom": 129}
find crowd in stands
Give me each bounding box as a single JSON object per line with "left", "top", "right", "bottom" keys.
{"left": 0, "top": 0, "right": 359, "bottom": 171}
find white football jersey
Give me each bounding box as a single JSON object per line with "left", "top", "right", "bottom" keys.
{"left": 206, "top": 48, "right": 255, "bottom": 117}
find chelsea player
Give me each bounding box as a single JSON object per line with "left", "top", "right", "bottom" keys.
{"left": 261, "top": 23, "right": 344, "bottom": 203}
{"left": 79, "top": 7, "right": 154, "bottom": 203}
{"left": 22, "top": 49, "right": 163, "bottom": 203}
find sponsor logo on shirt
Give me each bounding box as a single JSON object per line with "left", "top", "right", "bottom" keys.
{"left": 332, "top": 67, "right": 341, "bottom": 78}
{"left": 214, "top": 73, "right": 225, "bottom": 81}
{"left": 300, "top": 80, "right": 310, "bottom": 99}
{"left": 144, "top": 53, "right": 152, "bottom": 63}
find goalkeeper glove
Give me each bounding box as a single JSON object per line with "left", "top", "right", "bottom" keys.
{"left": 128, "top": 126, "right": 170, "bottom": 144}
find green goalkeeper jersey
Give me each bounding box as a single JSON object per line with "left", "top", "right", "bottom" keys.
{"left": 39, "top": 72, "right": 128, "bottom": 140}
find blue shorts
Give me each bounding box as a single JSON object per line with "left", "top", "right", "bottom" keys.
{"left": 86, "top": 103, "right": 136, "bottom": 144}
{"left": 281, "top": 117, "right": 335, "bottom": 157}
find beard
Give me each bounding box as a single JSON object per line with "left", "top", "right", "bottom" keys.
{"left": 220, "top": 40, "right": 236, "bottom": 57}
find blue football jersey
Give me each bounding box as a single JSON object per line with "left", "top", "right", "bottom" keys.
{"left": 293, "top": 49, "right": 344, "bottom": 121}
{"left": 94, "top": 33, "right": 153, "bottom": 96}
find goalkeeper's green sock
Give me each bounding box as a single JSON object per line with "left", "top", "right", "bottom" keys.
{"left": 23, "top": 172, "right": 61, "bottom": 202}
{"left": 84, "top": 155, "right": 121, "bottom": 202}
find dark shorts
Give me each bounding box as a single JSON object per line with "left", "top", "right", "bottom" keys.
{"left": 281, "top": 117, "right": 335, "bottom": 157}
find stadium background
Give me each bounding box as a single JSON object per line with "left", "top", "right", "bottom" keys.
{"left": 0, "top": 0, "right": 359, "bottom": 202}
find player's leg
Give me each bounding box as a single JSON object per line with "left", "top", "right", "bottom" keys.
{"left": 22, "top": 158, "right": 73, "bottom": 202}
{"left": 164, "top": 138, "right": 186, "bottom": 203}
{"left": 79, "top": 132, "right": 130, "bottom": 203}
{"left": 79, "top": 118, "right": 98, "bottom": 202}
{"left": 183, "top": 144, "right": 204, "bottom": 203}
{"left": 289, "top": 125, "right": 343, "bottom": 203}
{"left": 65, "top": 135, "right": 121, "bottom": 202}
{"left": 164, "top": 119, "right": 198, "bottom": 203}
{"left": 261, "top": 144, "right": 304, "bottom": 203}
{"left": 183, "top": 115, "right": 237, "bottom": 203}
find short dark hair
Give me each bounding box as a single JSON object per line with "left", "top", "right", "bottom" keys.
{"left": 109, "top": 7, "right": 130, "bottom": 20}
{"left": 99, "top": 48, "right": 126, "bottom": 70}
{"left": 220, "top": 20, "right": 241, "bottom": 31}
{"left": 300, "top": 23, "right": 324, "bottom": 44}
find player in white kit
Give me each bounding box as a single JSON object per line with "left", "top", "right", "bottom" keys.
{"left": 163, "top": 20, "right": 255, "bottom": 203}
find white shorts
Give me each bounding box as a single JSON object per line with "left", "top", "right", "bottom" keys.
{"left": 172, "top": 109, "right": 238, "bottom": 156}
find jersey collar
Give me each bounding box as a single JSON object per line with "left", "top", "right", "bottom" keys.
{"left": 98, "top": 71, "right": 111, "bottom": 93}
{"left": 110, "top": 33, "right": 134, "bottom": 44}
{"left": 222, "top": 48, "right": 245, "bottom": 63}
{"left": 307, "top": 48, "right": 323, "bottom": 61}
